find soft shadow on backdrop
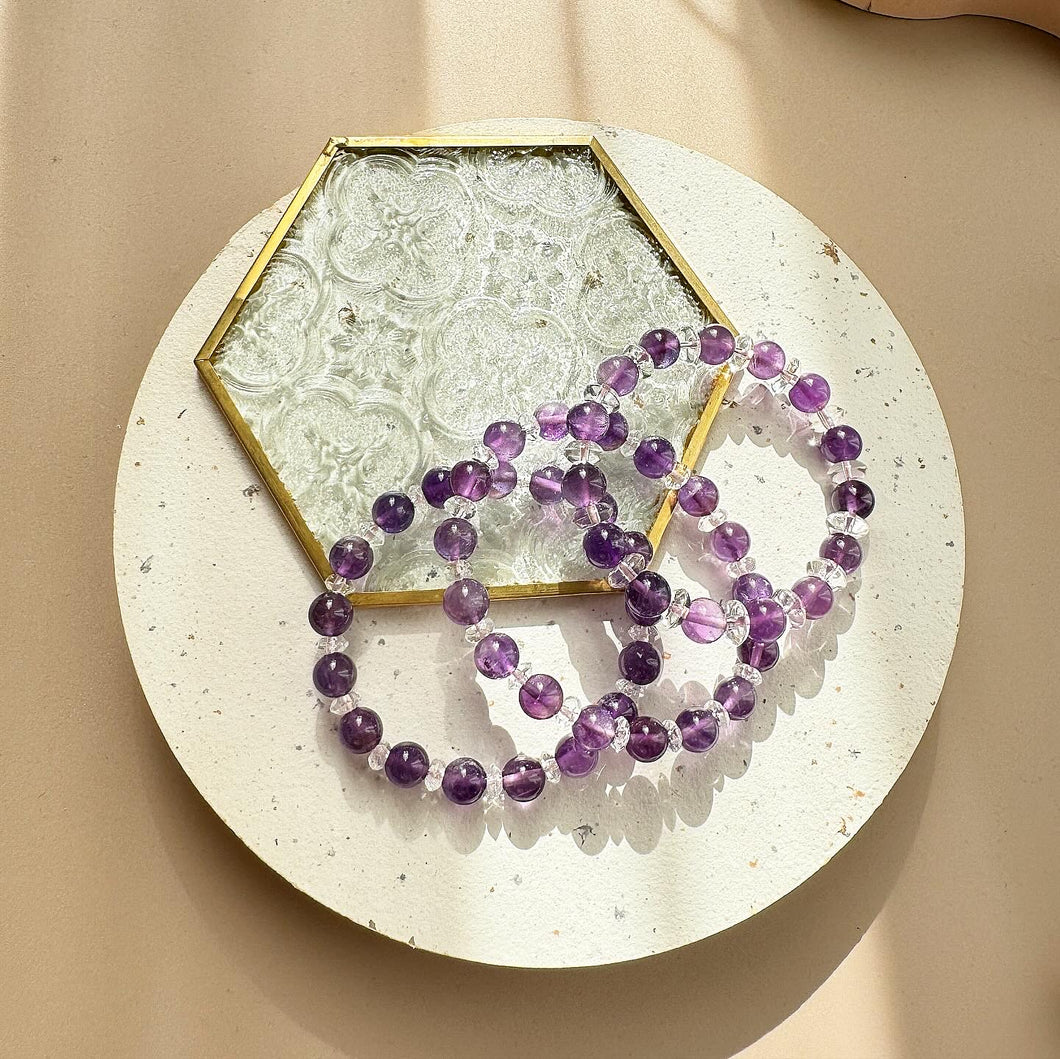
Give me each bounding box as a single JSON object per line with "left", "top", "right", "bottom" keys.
{"left": 2, "top": 1, "right": 1058, "bottom": 1056}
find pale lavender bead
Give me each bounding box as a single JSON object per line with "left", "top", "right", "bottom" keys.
{"left": 733, "top": 572, "right": 773, "bottom": 605}
{"left": 677, "top": 475, "right": 719, "bottom": 517}
{"left": 451, "top": 459, "right": 491, "bottom": 501}
{"left": 502, "top": 755, "right": 546, "bottom": 802}
{"left": 598, "top": 411, "right": 629, "bottom": 452}
{"left": 482, "top": 420, "right": 526, "bottom": 460}
{"left": 711, "top": 521, "right": 751, "bottom": 562}
{"left": 489, "top": 461, "right": 517, "bottom": 499}
{"left": 567, "top": 401, "right": 610, "bottom": 442}
{"left": 561, "top": 463, "right": 607, "bottom": 507}
{"left": 555, "top": 736, "right": 598, "bottom": 777}
{"left": 746, "top": 598, "right": 787, "bottom": 643}
{"left": 442, "top": 578, "right": 489, "bottom": 625}
{"left": 519, "top": 674, "right": 563, "bottom": 719}
{"left": 789, "top": 373, "right": 831, "bottom": 413}
{"left": 716, "top": 675, "right": 756, "bottom": 719}
{"left": 572, "top": 705, "right": 616, "bottom": 752}
{"left": 474, "top": 633, "right": 520, "bottom": 679}
{"left": 535, "top": 401, "right": 569, "bottom": 441}
{"left": 529, "top": 465, "right": 564, "bottom": 504}
{"left": 633, "top": 436, "right": 676, "bottom": 479}
{"left": 596, "top": 355, "right": 639, "bottom": 395}
{"left": 682, "top": 597, "right": 726, "bottom": 643}
{"left": 749, "top": 340, "right": 786, "bottom": 380}
{"left": 677, "top": 708, "right": 720, "bottom": 753}
{"left": 698, "top": 324, "right": 735, "bottom": 365}
{"left": 640, "top": 329, "right": 680, "bottom": 369}
{"left": 433, "top": 517, "right": 477, "bottom": 561}
{"left": 792, "top": 575, "right": 834, "bottom": 619}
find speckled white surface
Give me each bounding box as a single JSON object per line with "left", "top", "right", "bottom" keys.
{"left": 113, "top": 120, "right": 964, "bottom": 968}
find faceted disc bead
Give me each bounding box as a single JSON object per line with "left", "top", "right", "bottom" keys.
{"left": 633, "top": 436, "right": 676, "bottom": 479}
{"left": 442, "top": 578, "right": 490, "bottom": 625}
{"left": 832, "top": 479, "right": 875, "bottom": 518}
{"left": 572, "top": 705, "right": 617, "bottom": 752}
{"left": 482, "top": 420, "right": 526, "bottom": 460}
{"left": 733, "top": 572, "right": 773, "bottom": 605}
{"left": 627, "top": 715, "right": 668, "bottom": 761}
{"left": 598, "top": 691, "right": 637, "bottom": 721}
{"left": 372, "top": 492, "right": 415, "bottom": 534}
{"left": 502, "top": 755, "right": 546, "bottom": 802}
{"left": 535, "top": 401, "right": 569, "bottom": 441}
{"left": 625, "top": 571, "right": 672, "bottom": 625}
{"left": 597, "top": 354, "right": 639, "bottom": 395}
{"left": 821, "top": 532, "right": 863, "bottom": 573}
{"left": 421, "top": 467, "right": 453, "bottom": 509}
{"left": 739, "top": 639, "right": 780, "bottom": 671}
{"left": 313, "top": 652, "right": 356, "bottom": 698}
{"left": 519, "top": 674, "right": 564, "bottom": 719}
{"left": 529, "top": 465, "right": 564, "bottom": 504}
{"left": 749, "top": 340, "right": 786, "bottom": 380}
{"left": 598, "top": 411, "right": 629, "bottom": 451}
{"left": 329, "top": 535, "right": 373, "bottom": 580}
{"left": 308, "top": 591, "right": 353, "bottom": 637}
{"left": 789, "top": 373, "right": 831, "bottom": 413}
{"left": 451, "top": 459, "right": 492, "bottom": 501}
{"left": 474, "top": 633, "right": 519, "bottom": 679}
{"left": 583, "top": 523, "right": 628, "bottom": 568}
{"left": 746, "top": 598, "right": 787, "bottom": 643}
{"left": 442, "top": 757, "right": 488, "bottom": 805}
{"left": 640, "top": 328, "right": 680, "bottom": 369}
{"left": 820, "top": 424, "right": 863, "bottom": 463}
{"left": 618, "top": 640, "right": 662, "bottom": 685}
{"left": 792, "top": 575, "right": 834, "bottom": 619}
{"left": 562, "top": 463, "right": 607, "bottom": 507}
{"left": 567, "top": 401, "right": 610, "bottom": 442}
{"left": 716, "top": 676, "right": 756, "bottom": 719}
{"left": 434, "top": 517, "right": 477, "bottom": 561}
{"left": 339, "top": 707, "right": 383, "bottom": 754}
{"left": 677, "top": 475, "right": 719, "bottom": 516}
{"left": 711, "top": 521, "right": 751, "bottom": 562}
{"left": 489, "top": 461, "right": 517, "bottom": 499}
{"left": 555, "top": 736, "right": 598, "bottom": 777}
{"left": 677, "top": 708, "right": 720, "bottom": 752}
{"left": 385, "top": 742, "right": 430, "bottom": 788}
{"left": 682, "top": 597, "right": 726, "bottom": 643}
{"left": 698, "top": 324, "right": 735, "bottom": 365}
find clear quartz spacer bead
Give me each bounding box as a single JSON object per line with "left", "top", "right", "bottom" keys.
{"left": 827, "top": 511, "right": 870, "bottom": 539}
{"left": 541, "top": 753, "right": 562, "bottom": 783}
{"left": 723, "top": 598, "right": 750, "bottom": 644}
{"left": 325, "top": 574, "right": 355, "bottom": 594}
{"left": 731, "top": 334, "right": 753, "bottom": 369}
{"left": 317, "top": 635, "right": 350, "bottom": 655}
{"left": 424, "top": 759, "right": 445, "bottom": 792}
{"left": 699, "top": 508, "right": 728, "bottom": 532}
{"left": 779, "top": 357, "right": 801, "bottom": 385}
{"left": 733, "top": 662, "right": 763, "bottom": 686}
{"left": 661, "top": 588, "right": 692, "bottom": 629}
{"left": 817, "top": 409, "right": 836, "bottom": 430}
{"left": 628, "top": 623, "right": 653, "bottom": 642}
{"left": 356, "top": 522, "right": 387, "bottom": 548}
{"left": 631, "top": 347, "right": 655, "bottom": 378}
{"left": 584, "top": 382, "right": 620, "bottom": 411}
{"left": 705, "top": 700, "right": 728, "bottom": 731}
{"left": 564, "top": 439, "right": 600, "bottom": 465}
{"left": 663, "top": 462, "right": 692, "bottom": 490}
{"left": 615, "top": 679, "right": 644, "bottom": 700}
{"left": 663, "top": 718, "right": 683, "bottom": 753}
{"left": 618, "top": 433, "right": 642, "bottom": 459}
{"left": 676, "top": 323, "right": 700, "bottom": 349}
{"left": 507, "top": 664, "right": 531, "bottom": 689}
{"left": 447, "top": 559, "right": 474, "bottom": 582}
{"left": 327, "top": 692, "right": 359, "bottom": 716}
{"left": 484, "top": 763, "right": 504, "bottom": 806}
{"left": 464, "top": 617, "right": 496, "bottom": 644}
{"left": 560, "top": 696, "right": 581, "bottom": 722}
{"left": 367, "top": 741, "right": 390, "bottom": 771}
{"left": 611, "top": 715, "right": 631, "bottom": 752}
{"left": 443, "top": 495, "right": 477, "bottom": 520}
{"left": 773, "top": 587, "right": 806, "bottom": 628}
{"left": 572, "top": 502, "right": 602, "bottom": 529}
{"left": 607, "top": 552, "right": 647, "bottom": 588}
{"left": 725, "top": 556, "right": 757, "bottom": 579}
{"left": 807, "top": 557, "right": 848, "bottom": 589}
{"left": 828, "top": 459, "right": 868, "bottom": 485}
{"left": 471, "top": 444, "right": 499, "bottom": 471}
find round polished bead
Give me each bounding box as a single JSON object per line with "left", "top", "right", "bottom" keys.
{"left": 640, "top": 328, "right": 680, "bottom": 369}
{"left": 821, "top": 533, "right": 863, "bottom": 573}
{"left": 385, "top": 742, "right": 429, "bottom": 788}
{"left": 573, "top": 705, "right": 617, "bottom": 752}
{"left": 618, "top": 641, "right": 662, "bottom": 685}
{"left": 789, "top": 373, "right": 831, "bottom": 413}
{"left": 583, "top": 523, "right": 629, "bottom": 568}
{"left": 339, "top": 706, "right": 382, "bottom": 754}
{"left": 747, "top": 598, "right": 787, "bottom": 643}
{"left": 711, "top": 521, "right": 751, "bottom": 562}
{"left": 433, "top": 517, "right": 477, "bottom": 562}
{"left": 502, "top": 755, "right": 546, "bottom": 802}
{"left": 562, "top": 463, "right": 608, "bottom": 507}
{"left": 529, "top": 465, "right": 564, "bottom": 504}
{"left": 627, "top": 715, "right": 668, "bottom": 761}
{"left": 620, "top": 532, "right": 651, "bottom": 564}
{"left": 625, "top": 571, "right": 672, "bottom": 625}
{"left": 831, "top": 479, "right": 875, "bottom": 518}
{"left": 372, "top": 492, "right": 415, "bottom": 534}
{"left": 450, "top": 459, "right": 492, "bottom": 501}
{"left": 519, "top": 674, "right": 564, "bottom": 719}
{"left": 716, "top": 675, "right": 756, "bottom": 719}
{"left": 535, "top": 400, "right": 569, "bottom": 441}
{"left": 682, "top": 597, "right": 726, "bottom": 643}
{"left": 474, "top": 633, "right": 519, "bottom": 679}
{"left": 677, "top": 708, "right": 720, "bottom": 753}
{"left": 733, "top": 572, "right": 773, "bottom": 606}
{"left": 739, "top": 638, "right": 780, "bottom": 671}
{"left": 482, "top": 420, "right": 526, "bottom": 460}
{"left": 567, "top": 401, "right": 610, "bottom": 442}
{"left": 677, "top": 475, "right": 719, "bottom": 517}
{"left": 555, "top": 736, "right": 598, "bottom": 777}
{"left": 820, "top": 424, "right": 863, "bottom": 463}
{"left": 421, "top": 467, "right": 454, "bottom": 509}
{"left": 597, "top": 355, "right": 640, "bottom": 395}
{"left": 442, "top": 578, "right": 490, "bottom": 625}
{"left": 329, "top": 535, "right": 374, "bottom": 580}
{"left": 792, "top": 575, "right": 835, "bottom": 619}
{"left": 698, "top": 324, "right": 735, "bottom": 365}
{"left": 633, "top": 436, "right": 677, "bottom": 479}
{"left": 598, "top": 411, "right": 629, "bottom": 451}
{"left": 489, "top": 461, "right": 517, "bottom": 498}
{"left": 313, "top": 652, "right": 356, "bottom": 697}
{"left": 308, "top": 591, "right": 353, "bottom": 637}
{"left": 748, "top": 340, "right": 786, "bottom": 380}
{"left": 598, "top": 691, "right": 637, "bottom": 722}
{"left": 441, "top": 757, "right": 487, "bottom": 805}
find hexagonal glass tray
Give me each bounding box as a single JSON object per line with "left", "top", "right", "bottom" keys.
{"left": 195, "top": 136, "right": 732, "bottom": 605}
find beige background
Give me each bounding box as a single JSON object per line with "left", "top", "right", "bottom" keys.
{"left": 2, "top": 2, "right": 1058, "bottom": 1057}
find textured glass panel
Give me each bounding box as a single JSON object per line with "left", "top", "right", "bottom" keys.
{"left": 213, "top": 145, "right": 717, "bottom": 593}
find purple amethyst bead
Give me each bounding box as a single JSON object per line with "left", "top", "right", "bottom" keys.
{"left": 618, "top": 641, "right": 662, "bottom": 685}
{"left": 482, "top": 420, "right": 526, "bottom": 460}
{"left": 339, "top": 707, "right": 382, "bottom": 754}
{"left": 567, "top": 401, "right": 610, "bottom": 442}
{"left": 625, "top": 571, "right": 671, "bottom": 625}
{"left": 534, "top": 401, "right": 569, "bottom": 441}
{"left": 733, "top": 572, "right": 773, "bottom": 605}
{"left": 583, "top": 523, "right": 629, "bottom": 569}
{"left": 739, "top": 639, "right": 780, "bottom": 671}
{"left": 793, "top": 575, "right": 834, "bottom": 619}
{"left": 596, "top": 354, "right": 640, "bottom": 395}
{"left": 555, "top": 736, "right": 598, "bottom": 777}
{"left": 633, "top": 436, "right": 676, "bottom": 479}
{"left": 821, "top": 533, "right": 863, "bottom": 573}
{"left": 529, "top": 465, "right": 564, "bottom": 504}
{"left": 313, "top": 652, "right": 356, "bottom": 698}
{"left": 698, "top": 324, "right": 735, "bottom": 365}
{"left": 640, "top": 328, "right": 680, "bottom": 369}
{"left": 789, "top": 373, "right": 831, "bottom": 413}
{"left": 372, "top": 492, "right": 415, "bottom": 534}
{"left": 747, "top": 598, "right": 787, "bottom": 643}
{"left": 385, "top": 742, "right": 429, "bottom": 788}
{"left": 748, "top": 340, "right": 786, "bottom": 380}
{"left": 420, "top": 467, "right": 454, "bottom": 510}
{"left": 562, "top": 463, "right": 607, "bottom": 507}
{"left": 442, "top": 578, "right": 490, "bottom": 625}
{"left": 598, "top": 691, "right": 637, "bottom": 722}
{"left": 308, "top": 591, "right": 353, "bottom": 637}
{"left": 502, "top": 755, "right": 546, "bottom": 802}
{"left": 627, "top": 715, "right": 668, "bottom": 761}
{"left": 682, "top": 597, "right": 726, "bottom": 644}
{"left": 820, "top": 425, "right": 863, "bottom": 463}
{"left": 572, "top": 705, "right": 617, "bottom": 752}
{"left": 519, "top": 674, "right": 564, "bottom": 719}
{"left": 597, "top": 411, "right": 629, "bottom": 451}
{"left": 433, "top": 517, "right": 477, "bottom": 561}
{"left": 451, "top": 459, "right": 492, "bottom": 501}
{"left": 474, "top": 633, "right": 519, "bottom": 679}
{"left": 677, "top": 475, "right": 719, "bottom": 517}
{"left": 716, "top": 676, "right": 756, "bottom": 719}
{"left": 623, "top": 531, "right": 653, "bottom": 563}
{"left": 711, "top": 521, "right": 751, "bottom": 562}
{"left": 329, "top": 535, "right": 373, "bottom": 580}
{"left": 489, "top": 461, "right": 517, "bottom": 498}
{"left": 677, "top": 708, "right": 720, "bottom": 753}
{"left": 832, "top": 479, "right": 875, "bottom": 518}
{"left": 442, "top": 757, "right": 487, "bottom": 805}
